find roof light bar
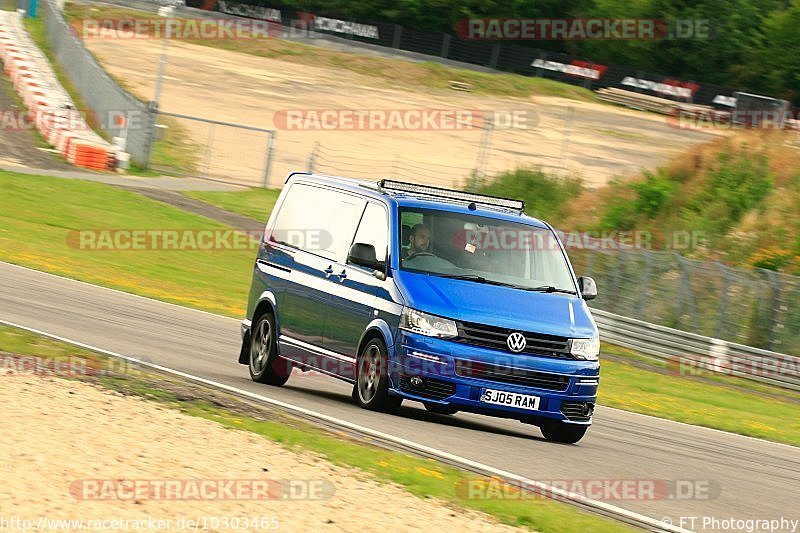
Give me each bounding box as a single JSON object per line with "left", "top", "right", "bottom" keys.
{"left": 379, "top": 180, "right": 525, "bottom": 212}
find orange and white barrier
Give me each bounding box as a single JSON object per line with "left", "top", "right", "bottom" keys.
{"left": 0, "top": 10, "right": 117, "bottom": 171}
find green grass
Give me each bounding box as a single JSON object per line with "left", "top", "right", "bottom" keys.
{"left": 147, "top": 116, "right": 202, "bottom": 176}
{"left": 184, "top": 187, "right": 282, "bottom": 222}
{"left": 62, "top": 3, "right": 595, "bottom": 102}
{"left": 599, "top": 344, "right": 799, "bottom": 445}
{"left": 2, "top": 170, "right": 798, "bottom": 445}
{"left": 0, "top": 170, "right": 253, "bottom": 315}
{"left": 0, "top": 324, "right": 632, "bottom": 533}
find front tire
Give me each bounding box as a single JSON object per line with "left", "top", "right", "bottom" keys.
{"left": 354, "top": 337, "right": 401, "bottom": 412}
{"left": 540, "top": 421, "right": 588, "bottom": 444}
{"left": 249, "top": 313, "right": 291, "bottom": 386}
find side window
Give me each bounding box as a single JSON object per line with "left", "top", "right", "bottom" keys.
{"left": 351, "top": 203, "right": 389, "bottom": 264}
{"left": 399, "top": 209, "right": 424, "bottom": 258}
{"left": 271, "top": 184, "right": 365, "bottom": 262}
{"left": 326, "top": 195, "right": 367, "bottom": 261}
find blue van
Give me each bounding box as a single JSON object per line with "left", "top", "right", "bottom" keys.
{"left": 239, "top": 173, "right": 599, "bottom": 443}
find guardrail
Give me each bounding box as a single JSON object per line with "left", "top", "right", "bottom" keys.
{"left": 40, "top": 0, "right": 156, "bottom": 165}
{"left": 593, "top": 308, "right": 800, "bottom": 391}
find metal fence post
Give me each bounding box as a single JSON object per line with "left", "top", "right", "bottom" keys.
{"left": 558, "top": 106, "right": 574, "bottom": 176}
{"left": 489, "top": 43, "right": 500, "bottom": 69}
{"left": 203, "top": 123, "right": 216, "bottom": 175}
{"left": 307, "top": 142, "right": 319, "bottom": 173}
{"left": 610, "top": 253, "right": 624, "bottom": 314}
{"left": 392, "top": 24, "right": 402, "bottom": 48}
{"left": 440, "top": 33, "right": 451, "bottom": 58}
{"left": 765, "top": 270, "right": 782, "bottom": 351}
{"left": 474, "top": 116, "right": 493, "bottom": 186}
{"left": 716, "top": 262, "right": 730, "bottom": 339}
{"left": 635, "top": 250, "right": 652, "bottom": 317}
{"left": 262, "top": 131, "right": 275, "bottom": 189}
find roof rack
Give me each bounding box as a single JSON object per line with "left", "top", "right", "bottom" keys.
{"left": 378, "top": 179, "right": 525, "bottom": 213}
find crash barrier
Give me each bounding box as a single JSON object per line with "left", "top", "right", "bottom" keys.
{"left": 593, "top": 308, "right": 800, "bottom": 391}
{"left": 0, "top": 9, "right": 117, "bottom": 170}
{"left": 596, "top": 87, "right": 721, "bottom": 117}
{"left": 39, "top": 0, "right": 155, "bottom": 165}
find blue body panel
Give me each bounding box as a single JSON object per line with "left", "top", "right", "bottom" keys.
{"left": 241, "top": 173, "right": 599, "bottom": 426}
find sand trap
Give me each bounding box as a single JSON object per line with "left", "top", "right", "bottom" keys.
{"left": 83, "top": 38, "right": 713, "bottom": 188}
{"left": 0, "top": 374, "right": 519, "bottom": 531}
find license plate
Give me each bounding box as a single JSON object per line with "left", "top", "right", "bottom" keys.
{"left": 480, "top": 389, "right": 540, "bottom": 410}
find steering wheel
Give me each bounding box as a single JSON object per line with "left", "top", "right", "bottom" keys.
{"left": 405, "top": 251, "right": 436, "bottom": 260}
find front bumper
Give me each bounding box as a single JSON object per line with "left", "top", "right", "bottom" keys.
{"left": 391, "top": 330, "right": 599, "bottom": 425}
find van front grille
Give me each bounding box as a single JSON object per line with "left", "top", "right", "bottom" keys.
{"left": 454, "top": 320, "right": 572, "bottom": 358}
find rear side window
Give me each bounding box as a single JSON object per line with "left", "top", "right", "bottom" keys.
{"left": 351, "top": 203, "right": 389, "bottom": 263}
{"left": 271, "top": 183, "right": 366, "bottom": 261}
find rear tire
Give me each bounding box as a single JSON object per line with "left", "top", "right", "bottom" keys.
{"left": 354, "top": 337, "right": 401, "bottom": 412}
{"left": 540, "top": 421, "right": 588, "bottom": 444}
{"left": 249, "top": 313, "right": 291, "bottom": 386}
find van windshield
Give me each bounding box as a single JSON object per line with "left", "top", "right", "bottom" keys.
{"left": 398, "top": 207, "right": 576, "bottom": 293}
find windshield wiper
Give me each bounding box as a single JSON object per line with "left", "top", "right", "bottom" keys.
{"left": 435, "top": 274, "right": 577, "bottom": 294}
{"left": 527, "top": 285, "right": 577, "bottom": 295}
{"left": 436, "top": 274, "right": 518, "bottom": 288}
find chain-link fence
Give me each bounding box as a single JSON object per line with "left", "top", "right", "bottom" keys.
{"left": 151, "top": 111, "right": 276, "bottom": 187}
{"left": 40, "top": 0, "right": 155, "bottom": 164}
{"left": 568, "top": 248, "right": 800, "bottom": 354}
{"left": 306, "top": 143, "right": 476, "bottom": 186}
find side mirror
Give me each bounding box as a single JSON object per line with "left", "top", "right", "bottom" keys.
{"left": 578, "top": 276, "right": 597, "bottom": 301}
{"left": 347, "top": 243, "right": 386, "bottom": 273}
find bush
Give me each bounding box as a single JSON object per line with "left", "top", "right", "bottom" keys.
{"left": 632, "top": 169, "right": 678, "bottom": 218}
{"left": 475, "top": 168, "right": 582, "bottom": 222}
{"left": 693, "top": 147, "right": 773, "bottom": 232}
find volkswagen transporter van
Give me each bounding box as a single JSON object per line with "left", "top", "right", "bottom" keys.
{"left": 239, "top": 173, "right": 600, "bottom": 443}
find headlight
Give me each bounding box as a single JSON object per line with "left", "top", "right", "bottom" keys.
{"left": 571, "top": 336, "right": 600, "bottom": 361}
{"left": 400, "top": 308, "right": 458, "bottom": 338}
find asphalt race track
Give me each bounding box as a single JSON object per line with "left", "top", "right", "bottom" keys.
{"left": 1, "top": 261, "right": 797, "bottom": 528}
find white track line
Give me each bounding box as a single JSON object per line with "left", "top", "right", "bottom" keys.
{"left": 1, "top": 259, "right": 795, "bottom": 450}
{"left": 0, "top": 318, "right": 685, "bottom": 532}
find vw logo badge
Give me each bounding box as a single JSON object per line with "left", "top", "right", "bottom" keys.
{"left": 507, "top": 332, "right": 526, "bottom": 353}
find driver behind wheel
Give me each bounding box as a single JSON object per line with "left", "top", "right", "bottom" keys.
{"left": 404, "top": 223, "right": 431, "bottom": 259}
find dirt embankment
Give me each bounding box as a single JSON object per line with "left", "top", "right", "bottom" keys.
{"left": 1, "top": 374, "right": 518, "bottom": 532}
